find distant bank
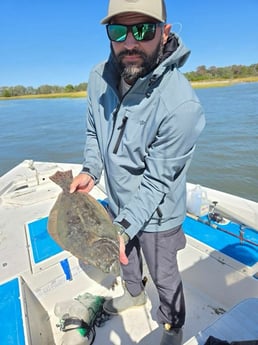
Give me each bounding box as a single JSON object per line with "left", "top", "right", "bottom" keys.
{"left": 0, "top": 91, "right": 87, "bottom": 100}
{"left": 192, "top": 76, "right": 258, "bottom": 89}
{"left": 1, "top": 76, "right": 258, "bottom": 100}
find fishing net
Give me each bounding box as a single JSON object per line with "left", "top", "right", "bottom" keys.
{"left": 54, "top": 292, "right": 110, "bottom": 345}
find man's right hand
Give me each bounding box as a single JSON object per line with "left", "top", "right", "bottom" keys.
{"left": 70, "top": 173, "right": 95, "bottom": 194}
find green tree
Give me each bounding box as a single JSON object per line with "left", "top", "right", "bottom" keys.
{"left": 64, "top": 84, "right": 74, "bottom": 93}
{"left": 2, "top": 88, "right": 11, "bottom": 97}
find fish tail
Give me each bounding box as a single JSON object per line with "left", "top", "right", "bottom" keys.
{"left": 49, "top": 170, "right": 73, "bottom": 192}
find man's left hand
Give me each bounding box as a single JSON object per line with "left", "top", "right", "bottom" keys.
{"left": 118, "top": 235, "right": 129, "bottom": 265}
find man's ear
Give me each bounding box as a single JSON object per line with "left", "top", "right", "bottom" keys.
{"left": 163, "top": 24, "right": 171, "bottom": 44}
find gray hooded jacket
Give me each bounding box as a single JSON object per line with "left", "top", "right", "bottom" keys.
{"left": 83, "top": 33, "right": 205, "bottom": 239}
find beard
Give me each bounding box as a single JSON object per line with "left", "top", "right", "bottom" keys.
{"left": 112, "top": 40, "right": 164, "bottom": 84}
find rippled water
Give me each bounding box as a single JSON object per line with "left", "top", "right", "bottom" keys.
{"left": 1, "top": 82, "right": 257, "bottom": 201}
{"left": 189, "top": 83, "right": 258, "bottom": 202}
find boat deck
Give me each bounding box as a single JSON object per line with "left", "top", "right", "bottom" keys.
{"left": 19, "top": 252, "right": 237, "bottom": 345}
{"left": 0, "top": 161, "right": 257, "bottom": 345}
{"left": 186, "top": 298, "right": 258, "bottom": 345}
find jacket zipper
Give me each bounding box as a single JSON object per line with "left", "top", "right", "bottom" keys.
{"left": 113, "top": 116, "right": 128, "bottom": 154}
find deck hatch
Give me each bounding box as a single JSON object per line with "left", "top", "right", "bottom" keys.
{"left": 25, "top": 217, "right": 69, "bottom": 274}
{"left": 26, "top": 217, "right": 62, "bottom": 263}
{"left": 0, "top": 278, "right": 26, "bottom": 345}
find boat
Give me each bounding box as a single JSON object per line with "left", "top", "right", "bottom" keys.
{"left": 0, "top": 160, "right": 257, "bottom": 345}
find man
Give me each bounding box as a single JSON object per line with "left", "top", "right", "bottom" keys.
{"left": 70, "top": 0, "right": 205, "bottom": 344}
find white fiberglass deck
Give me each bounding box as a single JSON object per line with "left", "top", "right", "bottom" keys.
{"left": 186, "top": 298, "right": 258, "bottom": 345}
{"left": 0, "top": 161, "right": 257, "bottom": 345}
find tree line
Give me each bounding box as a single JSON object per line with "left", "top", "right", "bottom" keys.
{"left": 1, "top": 63, "right": 257, "bottom": 97}
{"left": 0, "top": 82, "right": 87, "bottom": 97}
{"left": 184, "top": 63, "right": 258, "bottom": 81}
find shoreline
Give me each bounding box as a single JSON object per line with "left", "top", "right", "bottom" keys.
{"left": 1, "top": 77, "right": 258, "bottom": 100}
{"left": 191, "top": 77, "right": 258, "bottom": 89}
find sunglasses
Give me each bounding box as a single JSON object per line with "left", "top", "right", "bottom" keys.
{"left": 106, "top": 23, "right": 163, "bottom": 42}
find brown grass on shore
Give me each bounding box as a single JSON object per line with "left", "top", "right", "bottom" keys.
{"left": 191, "top": 76, "right": 258, "bottom": 89}
{"left": 1, "top": 77, "right": 258, "bottom": 100}
{"left": 0, "top": 91, "right": 86, "bottom": 100}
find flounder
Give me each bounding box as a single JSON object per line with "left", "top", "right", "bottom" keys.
{"left": 47, "top": 170, "right": 120, "bottom": 275}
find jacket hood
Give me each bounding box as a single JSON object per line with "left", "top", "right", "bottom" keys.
{"left": 161, "top": 33, "right": 191, "bottom": 68}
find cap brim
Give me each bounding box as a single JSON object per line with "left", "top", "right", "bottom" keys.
{"left": 100, "top": 15, "right": 113, "bottom": 24}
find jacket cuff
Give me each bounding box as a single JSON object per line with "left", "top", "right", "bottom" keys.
{"left": 81, "top": 167, "right": 97, "bottom": 183}
{"left": 113, "top": 223, "right": 130, "bottom": 244}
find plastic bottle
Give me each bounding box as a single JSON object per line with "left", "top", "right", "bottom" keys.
{"left": 187, "top": 185, "right": 209, "bottom": 217}
{"left": 54, "top": 299, "right": 90, "bottom": 321}
{"left": 54, "top": 300, "right": 90, "bottom": 345}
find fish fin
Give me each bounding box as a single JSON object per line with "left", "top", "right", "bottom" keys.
{"left": 49, "top": 170, "right": 73, "bottom": 192}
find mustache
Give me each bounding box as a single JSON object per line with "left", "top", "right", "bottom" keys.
{"left": 118, "top": 49, "right": 147, "bottom": 60}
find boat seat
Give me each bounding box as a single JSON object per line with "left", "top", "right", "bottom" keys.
{"left": 185, "top": 298, "right": 258, "bottom": 345}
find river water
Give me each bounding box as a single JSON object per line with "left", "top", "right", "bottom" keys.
{"left": 1, "top": 82, "right": 257, "bottom": 202}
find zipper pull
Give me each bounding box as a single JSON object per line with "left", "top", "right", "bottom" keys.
{"left": 157, "top": 207, "right": 163, "bottom": 225}
{"left": 113, "top": 116, "right": 128, "bottom": 154}
{"left": 117, "top": 116, "right": 127, "bottom": 130}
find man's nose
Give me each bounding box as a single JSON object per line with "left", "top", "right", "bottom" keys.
{"left": 123, "top": 32, "right": 139, "bottom": 49}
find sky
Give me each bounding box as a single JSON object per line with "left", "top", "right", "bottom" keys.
{"left": 1, "top": 0, "right": 258, "bottom": 88}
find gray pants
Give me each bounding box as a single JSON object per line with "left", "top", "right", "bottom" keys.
{"left": 121, "top": 226, "right": 186, "bottom": 328}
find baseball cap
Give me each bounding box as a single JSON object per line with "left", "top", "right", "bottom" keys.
{"left": 101, "top": 0, "right": 167, "bottom": 24}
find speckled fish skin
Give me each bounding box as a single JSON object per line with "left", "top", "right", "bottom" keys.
{"left": 47, "top": 170, "right": 120, "bottom": 276}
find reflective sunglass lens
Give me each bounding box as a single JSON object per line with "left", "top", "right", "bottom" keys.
{"left": 108, "top": 25, "right": 127, "bottom": 42}
{"left": 107, "top": 23, "right": 158, "bottom": 42}
{"left": 133, "top": 24, "right": 156, "bottom": 41}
